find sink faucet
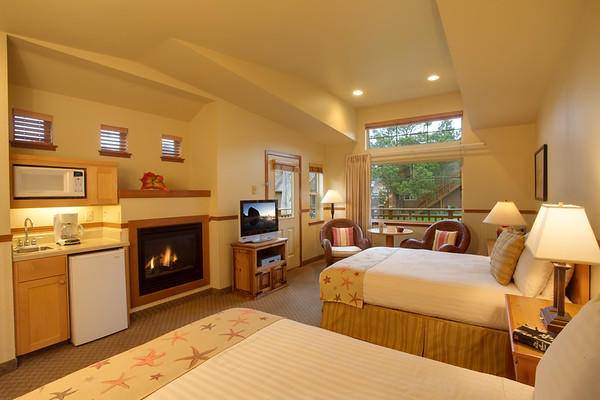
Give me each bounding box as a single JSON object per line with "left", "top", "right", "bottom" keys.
{"left": 24, "top": 218, "right": 34, "bottom": 246}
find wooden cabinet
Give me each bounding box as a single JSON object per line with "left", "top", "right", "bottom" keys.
{"left": 232, "top": 238, "right": 287, "bottom": 297}
{"left": 14, "top": 256, "right": 69, "bottom": 355}
{"left": 88, "top": 165, "right": 119, "bottom": 205}
{"left": 505, "top": 294, "right": 583, "bottom": 386}
{"left": 10, "top": 154, "right": 118, "bottom": 207}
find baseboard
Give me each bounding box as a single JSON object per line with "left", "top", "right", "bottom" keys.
{"left": 0, "top": 358, "right": 17, "bottom": 375}
{"left": 208, "top": 286, "right": 232, "bottom": 295}
{"left": 302, "top": 254, "right": 324, "bottom": 265}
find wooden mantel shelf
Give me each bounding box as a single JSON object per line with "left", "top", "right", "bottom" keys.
{"left": 118, "top": 189, "right": 211, "bottom": 198}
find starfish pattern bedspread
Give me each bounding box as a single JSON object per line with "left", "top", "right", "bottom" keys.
{"left": 17, "top": 308, "right": 281, "bottom": 400}
{"left": 319, "top": 247, "right": 396, "bottom": 308}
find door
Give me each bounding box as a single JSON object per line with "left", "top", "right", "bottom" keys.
{"left": 266, "top": 152, "right": 301, "bottom": 268}
{"left": 15, "top": 275, "right": 69, "bottom": 355}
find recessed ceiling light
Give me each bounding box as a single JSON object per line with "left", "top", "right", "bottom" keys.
{"left": 352, "top": 89, "right": 364, "bottom": 97}
{"left": 427, "top": 74, "right": 440, "bottom": 81}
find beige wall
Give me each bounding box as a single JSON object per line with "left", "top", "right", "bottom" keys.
{"left": 9, "top": 85, "right": 193, "bottom": 189}
{"left": 536, "top": 0, "right": 600, "bottom": 296}
{"left": 201, "top": 101, "right": 327, "bottom": 288}
{"left": 0, "top": 32, "right": 16, "bottom": 365}
{"left": 325, "top": 92, "right": 538, "bottom": 255}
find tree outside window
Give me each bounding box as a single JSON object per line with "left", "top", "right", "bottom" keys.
{"left": 309, "top": 170, "right": 323, "bottom": 220}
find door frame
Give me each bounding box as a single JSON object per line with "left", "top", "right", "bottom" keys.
{"left": 264, "top": 149, "right": 303, "bottom": 267}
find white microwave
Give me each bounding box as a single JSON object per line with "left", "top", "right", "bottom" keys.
{"left": 13, "top": 165, "right": 86, "bottom": 199}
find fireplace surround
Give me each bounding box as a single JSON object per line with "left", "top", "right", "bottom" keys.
{"left": 128, "top": 215, "right": 209, "bottom": 308}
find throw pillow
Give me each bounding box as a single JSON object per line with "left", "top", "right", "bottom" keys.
{"left": 490, "top": 231, "right": 525, "bottom": 285}
{"left": 332, "top": 227, "right": 354, "bottom": 247}
{"left": 432, "top": 230, "right": 458, "bottom": 251}
{"left": 513, "top": 246, "right": 555, "bottom": 297}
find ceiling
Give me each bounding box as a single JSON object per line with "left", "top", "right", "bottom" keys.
{"left": 0, "top": 0, "right": 458, "bottom": 108}
{"left": 437, "top": 0, "right": 584, "bottom": 129}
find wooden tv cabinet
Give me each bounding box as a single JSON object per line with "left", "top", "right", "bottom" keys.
{"left": 231, "top": 238, "right": 288, "bottom": 297}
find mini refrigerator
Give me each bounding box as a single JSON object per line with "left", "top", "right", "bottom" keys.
{"left": 69, "top": 248, "right": 128, "bottom": 345}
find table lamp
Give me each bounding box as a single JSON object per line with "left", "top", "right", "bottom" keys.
{"left": 483, "top": 201, "right": 526, "bottom": 236}
{"left": 321, "top": 189, "right": 343, "bottom": 219}
{"left": 526, "top": 203, "right": 600, "bottom": 333}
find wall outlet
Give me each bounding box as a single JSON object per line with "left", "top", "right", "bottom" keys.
{"left": 86, "top": 209, "right": 94, "bottom": 222}
{"left": 251, "top": 185, "right": 257, "bottom": 195}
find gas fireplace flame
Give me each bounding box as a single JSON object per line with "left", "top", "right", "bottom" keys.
{"left": 145, "top": 245, "right": 178, "bottom": 270}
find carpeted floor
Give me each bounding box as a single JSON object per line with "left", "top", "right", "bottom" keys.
{"left": 0, "top": 261, "right": 327, "bottom": 399}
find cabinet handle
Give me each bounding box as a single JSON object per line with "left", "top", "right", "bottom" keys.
{"left": 59, "top": 279, "right": 66, "bottom": 285}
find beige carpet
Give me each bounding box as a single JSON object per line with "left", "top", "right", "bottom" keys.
{"left": 0, "top": 261, "right": 326, "bottom": 399}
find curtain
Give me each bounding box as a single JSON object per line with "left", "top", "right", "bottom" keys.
{"left": 346, "top": 153, "right": 371, "bottom": 231}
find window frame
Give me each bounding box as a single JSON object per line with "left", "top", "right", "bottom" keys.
{"left": 99, "top": 124, "right": 131, "bottom": 158}
{"left": 366, "top": 111, "right": 463, "bottom": 150}
{"left": 308, "top": 165, "right": 324, "bottom": 221}
{"left": 161, "top": 135, "right": 184, "bottom": 163}
{"left": 10, "top": 108, "right": 57, "bottom": 151}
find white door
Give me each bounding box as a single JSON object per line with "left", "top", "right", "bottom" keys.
{"left": 267, "top": 154, "right": 301, "bottom": 269}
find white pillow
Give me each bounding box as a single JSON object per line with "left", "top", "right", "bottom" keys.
{"left": 513, "top": 246, "right": 554, "bottom": 297}
{"left": 534, "top": 295, "right": 600, "bottom": 400}
{"left": 540, "top": 264, "right": 575, "bottom": 299}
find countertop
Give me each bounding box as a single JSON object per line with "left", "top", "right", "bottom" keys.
{"left": 12, "top": 238, "right": 129, "bottom": 262}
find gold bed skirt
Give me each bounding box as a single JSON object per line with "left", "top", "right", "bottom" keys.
{"left": 321, "top": 302, "right": 514, "bottom": 378}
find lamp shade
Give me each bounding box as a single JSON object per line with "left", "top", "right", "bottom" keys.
{"left": 483, "top": 201, "right": 526, "bottom": 226}
{"left": 526, "top": 203, "right": 600, "bottom": 264}
{"left": 321, "top": 189, "right": 343, "bottom": 204}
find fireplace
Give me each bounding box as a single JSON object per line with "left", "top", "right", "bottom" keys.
{"left": 138, "top": 223, "right": 203, "bottom": 296}
{"left": 129, "top": 216, "right": 210, "bottom": 308}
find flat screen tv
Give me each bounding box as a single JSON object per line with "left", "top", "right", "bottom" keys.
{"left": 239, "top": 200, "right": 279, "bottom": 243}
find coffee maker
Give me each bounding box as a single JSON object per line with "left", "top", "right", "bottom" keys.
{"left": 54, "top": 213, "right": 84, "bottom": 246}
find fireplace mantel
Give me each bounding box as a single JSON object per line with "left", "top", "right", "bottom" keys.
{"left": 119, "top": 189, "right": 210, "bottom": 198}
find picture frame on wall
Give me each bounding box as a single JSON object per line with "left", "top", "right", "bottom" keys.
{"left": 535, "top": 144, "right": 548, "bottom": 201}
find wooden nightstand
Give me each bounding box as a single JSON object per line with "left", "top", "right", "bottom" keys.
{"left": 505, "top": 294, "right": 583, "bottom": 386}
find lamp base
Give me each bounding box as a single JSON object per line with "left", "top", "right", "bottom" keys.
{"left": 540, "top": 306, "right": 571, "bottom": 334}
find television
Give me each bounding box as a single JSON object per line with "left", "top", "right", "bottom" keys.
{"left": 239, "top": 200, "right": 279, "bottom": 243}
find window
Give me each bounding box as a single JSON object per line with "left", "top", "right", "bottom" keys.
{"left": 11, "top": 108, "right": 56, "bottom": 150}
{"left": 273, "top": 161, "right": 297, "bottom": 219}
{"left": 371, "top": 160, "right": 463, "bottom": 223}
{"left": 99, "top": 124, "right": 131, "bottom": 158}
{"left": 308, "top": 165, "right": 324, "bottom": 220}
{"left": 161, "top": 135, "right": 184, "bottom": 162}
{"left": 367, "top": 112, "right": 462, "bottom": 149}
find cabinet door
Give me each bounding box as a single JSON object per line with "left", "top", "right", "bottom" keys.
{"left": 95, "top": 166, "right": 118, "bottom": 205}
{"left": 233, "top": 249, "right": 252, "bottom": 292}
{"left": 15, "top": 275, "right": 69, "bottom": 355}
{"left": 257, "top": 270, "right": 272, "bottom": 293}
{"left": 271, "top": 265, "right": 286, "bottom": 289}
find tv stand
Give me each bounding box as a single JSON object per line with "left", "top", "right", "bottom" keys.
{"left": 231, "top": 238, "right": 288, "bottom": 298}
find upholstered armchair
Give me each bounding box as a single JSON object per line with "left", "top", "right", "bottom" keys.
{"left": 320, "top": 219, "right": 371, "bottom": 265}
{"left": 400, "top": 220, "right": 471, "bottom": 253}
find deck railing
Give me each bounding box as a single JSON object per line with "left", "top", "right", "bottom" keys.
{"left": 371, "top": 207, "right": 463, "bottom": 223}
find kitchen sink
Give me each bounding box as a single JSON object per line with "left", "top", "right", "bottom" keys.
{"left": 14, "top": 246, "right": 54, "bottom": 254}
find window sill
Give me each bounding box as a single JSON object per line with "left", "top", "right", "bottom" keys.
{"left": 373, "top": 220, "right": 433, "bottom": 227}
{"left": 308, "top": 220, "right": 324, "bottom": 226}
{"left": 99, "top": 149, "right": 132, "bottom": 158}
{"left": 161, "top": 156, "right": 185, "bottom": 163}
{"left": 10, "top": 141, "right": 57, "bottom": 151}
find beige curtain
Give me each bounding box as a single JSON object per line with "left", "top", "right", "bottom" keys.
{"left": 346, "top": 153, "right": 371, "bottom": 231}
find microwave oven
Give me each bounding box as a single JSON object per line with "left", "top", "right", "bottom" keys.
{"left": 13, "top": 165, "right": 86, "bottom": 199}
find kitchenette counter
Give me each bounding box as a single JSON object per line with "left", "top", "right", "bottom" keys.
{"left": 12, "top": 238, "right": 130, "bottom": 262}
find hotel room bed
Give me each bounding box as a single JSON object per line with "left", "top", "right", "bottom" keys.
{"left": 319, "top": 247, "right": 590, "bottom": 377}
{"left": 18, "top": 308, "right": 534, "bottom": 400}
{"left": 18, "top": 301, "right": 599, "bottom": 400}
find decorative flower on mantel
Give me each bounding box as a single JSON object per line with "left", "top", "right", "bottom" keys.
{"left": 140, "top": 172, "right": 169, "bottom": 191}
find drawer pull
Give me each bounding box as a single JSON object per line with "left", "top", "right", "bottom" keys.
{"left": 58, "top": 279, "right": 66, "bottom": 285}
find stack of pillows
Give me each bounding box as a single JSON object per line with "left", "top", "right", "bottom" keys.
{"left": 490, "top": 230, "right": 572, "bottom": 297}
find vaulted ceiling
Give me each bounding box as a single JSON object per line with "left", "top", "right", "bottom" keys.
{"left": 0, "top": 0, "right": 587, "bottom": 137}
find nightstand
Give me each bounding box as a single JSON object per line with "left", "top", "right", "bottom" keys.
{"left": 505, "top": 294, "right": 583, "bottom": 386}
